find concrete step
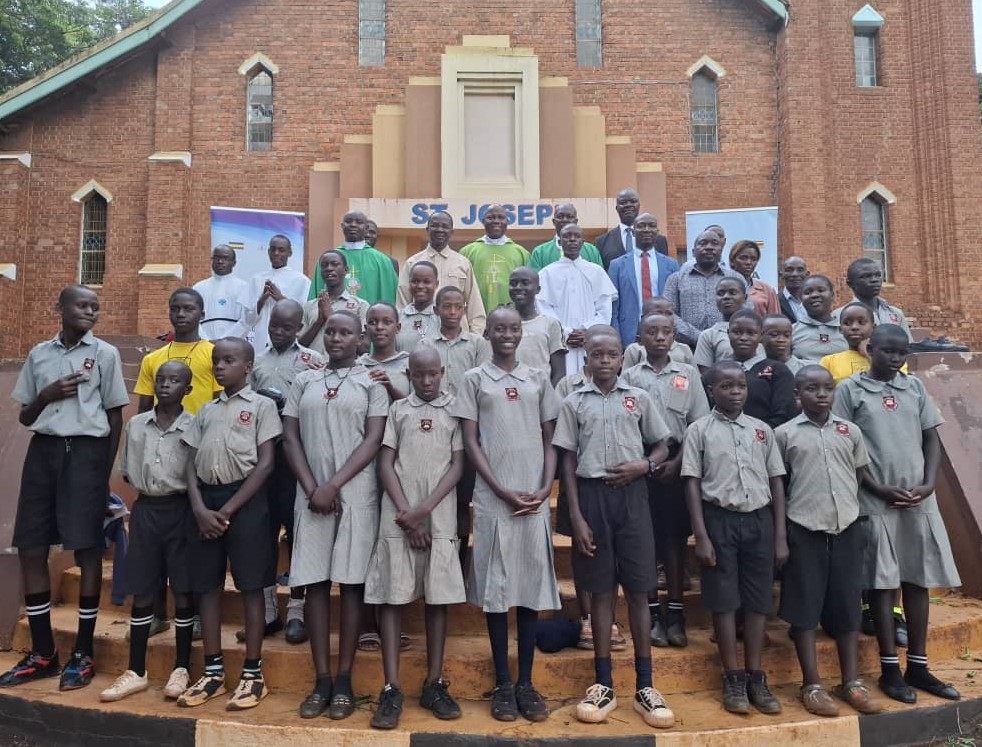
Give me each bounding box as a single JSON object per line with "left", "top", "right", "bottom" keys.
{"left": 13, "top": 597, "right": 982, "bottom": 699}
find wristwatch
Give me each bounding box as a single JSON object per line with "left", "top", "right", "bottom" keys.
{"left": 647, "top": 458, "right": 658, "bottom": 479}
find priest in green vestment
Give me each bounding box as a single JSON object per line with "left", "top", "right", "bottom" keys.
{"left": 308, "top": 211, "right": 398, "bottom": 304}
{"left": 459, "top": 205, "right": 530, "bottom": 311}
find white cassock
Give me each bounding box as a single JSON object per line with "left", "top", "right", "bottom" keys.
{"left": 244, "top": 266, "right": 311, "bottom": 353}
{"left": 537, "top": 256, "right": 618, "bottom": 376}
{"left": 193, "top": 273, "right": 250, "bottom": 341}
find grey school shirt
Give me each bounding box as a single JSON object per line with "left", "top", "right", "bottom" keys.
{"left": 119, "top": 409, "right": 194, "bottom": 496}
{"left": 792, "top": 315, "right": 848, "bottom": 363}
{"left": 622, "top": 341, "right": 694, "bottom": 369}
{"left": 621, "top": 360, "right": 710, "bottom": 445}
{"left": 553, "top": 379, "right": 671, "bottom": 479}
{"left": 250, "top": 341, "right": 324, "bottom": 395}
{"left": 418, "top": 331, "right": 492, "bottom": 395}
{"left": 396, "top": 304, "right": 441, "bottom": 354}
{"left": 775, "top": 413, "right": 870, "bottom": 534}
{"left": 681, "top": 410, "right": 786, "bottom": 512}
{"left": 301, "top": 292, "right": 370, "bottom": 355}
{"left": 12, "top": 331, "right": 130, "bottom": 437}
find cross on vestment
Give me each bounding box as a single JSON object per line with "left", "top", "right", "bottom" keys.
{"left": 346, "top": 264, "right": 361, "bottom": 296}
{"left": 486, "top": 254, "right": 509, "bottom": 296}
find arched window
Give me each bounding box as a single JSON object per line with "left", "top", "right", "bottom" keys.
{"left": 861, "top": 195, "right": 890, "bottom": 280}
{"left": 691, "top": 70, "right": 719, "bottom": 153}
{"left": 247, "top": 68, "right": 273, "bottom": 151}
{"left": 80, "top": 193, "right": 108, "bottom": 285}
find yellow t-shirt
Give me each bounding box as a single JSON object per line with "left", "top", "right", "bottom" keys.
{"left": 134, "top": 340, "right": 221, "bottom": 414}
{"left": 819, "top": 348, "right": 907, "bottom": 386}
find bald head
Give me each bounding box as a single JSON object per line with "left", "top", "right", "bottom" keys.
{"left": 408, "top": 345, "right": 442, "bottom": 371}
{"left": 341, "top": 211, "right": 369, "bottom": 242}
{"left": 615, "top": 188, "right": 641, "bottom": 226}
{"left": 270, "top": 298, "right": 304, "bottom": 326}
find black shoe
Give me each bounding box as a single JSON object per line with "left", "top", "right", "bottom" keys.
{"left": 905, "top": 668, "right": 961, "bottom": 701}
{"left": 59, "top": 650, "right": 95, "bottom": 691}
{"left": 861, "top": 604, "right": 875, "bottom": 636}
{"left": 370, "top": 684, "right": 404, "bottom": 730}
{"left": 515, "top": 682, "right": 549, "bottom": 722}
{"left": 879, "top": 674, "right": 917, "bottom": 704}
{"left": 299, "top": 690, "right": 330, "bottom": 719}
{"left": 0, "top": 651, "right": 60, "bottom": 688}
{"left": 746, "top": 671, "right": 782, "bottom": 714}
{"left": 650, "top": 613, "right": 669, "bottom": 648}
{"left": 911, "top": 338, "right": 969, "bottom": 353}
{"left": 665, "top": 611, "right": 688, "bottom": 648}
{"left": 235, "top": 617, "right": 284, "bottom": 643}
{"left": 490, "top": 683, "right": 518, "bottom": 722}
{"left": 285, "top": 618, "right": 308, "bottom": 645}
{"left": 420, "top": 678, "right": 462, "bottom": 720}
{"left": 329, "top": 678, "right": 356, "bottom": 720}
{"left": 894, "top": 612, "right": 909, "bottom": 649}
{"left": 722, "top": 671, "right": 750, "bottom": 714}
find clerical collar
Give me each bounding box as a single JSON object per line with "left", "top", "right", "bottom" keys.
{"left": 481, "top": 235, "right": 508, "bottom": 246}
{"left": 343, "top": 241, "right": 367, "bottom": 250}
{"left": 212, "top": 272, "right": 233, "bottom": 280}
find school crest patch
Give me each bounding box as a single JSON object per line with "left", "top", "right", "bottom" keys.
{"left": 835, "top": 422, "right": 851, "bottom": 436}
{"left": 345, "top": 301, "right": 358, "bottom": 310}
{"left": 505, "top": 387, "right": 520, "bottom": 401}
{"left": 882, "top": 394, "right": 898, "bottom": 412}
{"left": 671, "top": 375, "right": 689, "bottom": 391}
{"left": 819, "top": 334, "right": 830, "bottom": 344}
{"left": 238, "top": 410, "right": 253, "bottom": 425}
{"left": 300, "top": 352, "right": 312, "bottom": 363}
{"left": 889, "top": 313, "right": 899, "bottom": 323}
{"left": 420, "top": 418, "right": 433, "bottom": 432}
{"left": 82, "top": 358, "right": 95, "bottom": 371}
{"left": 757, "top": 365, "right": 773, "bottom": 379}
{"left": 755, "top": 428, "right": 767, "bottom": 443}
{"left": 325, "top": 388, "right": 339, "bottom": 400}
{"left": 218, "top": 298, "right": 227, "bottom": 307}
{"left": 414, "top": 318, "right": 423, "bottom": 331}
{"left": 623, "top": 396, "right": 637, "bottom": 412}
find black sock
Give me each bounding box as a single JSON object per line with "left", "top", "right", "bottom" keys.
{"left": 204, "top": 652, "right": 224, "bottom": 678}
{"left": 242, "top": 657, "right": 262, "bottom": 678}
{"left": 174, "top": 607, "right": 194, "bottom": 670}
{"left": 667, "top": 600, "right": 684, "bottom": 616}
{"left": 648, "top": 599, "right": 660, "bottom": 621}
{"left": 880, "top": 655, "right": 904, "bottom": 685}
{"left": 516, "top": 607, "right": 537, "bottom": 687}
{"left": 595, "top": 656, "right": 613, "bottom": 688}
{"left": 127, "top": 604, "right": 154, "bottom": 677}
{"left": 906, "top": 653, "right": 928, "bottom": 672}
{"left": 75, "top": 594, "right": 100, "bottom": 656}
{"left": 485, "top": 612, "right": 511, "bottom": 687}
{"left": 24, "top": 592, "right": 55, "bottom": 659}
{"left": 635, "top": 656, "right": 653, "bottom": 691}
{"left": 334, "top": 671, "right": 352, "bottom": 695}
{"left": 315, "top": 674, "right": 333, "bottom": 697}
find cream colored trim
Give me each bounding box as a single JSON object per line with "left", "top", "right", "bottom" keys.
{"left": 311, "top": 162, "right": 341, "bottom": 172}
{"left": 71, "top": 179, "right": 113, "bottom": 203}
{"left": 408, "top": 76, "right": 441, "bottom": 86}
{"left": 0, "top": 152, "right": 30, "bottom": 168}
{"left": 343, "top": 134, "right": 373, "bottom": 145}
{"left": 148, "top": 151, "right": 191, "bottom": 167}
{"left": 138, "top": 263, "right": 184, "bottom": 279}
{"left": 238, "top": 52, "right": 279, "bottom": 76}
{"left": 375, "top": 104, "right": 405, "bottom": 116}
{"left": 540, "top": 77, "right": 569, "bottom": 88}
{"left": 605, "top": 135, "right": 631, "bottom": 145}
{"left": 687, "top": 55, "right": 726, "bottom": 79}
{"left": 637, "top": 162, "right": 664, "bottom": 173}
{"left": 857, "top": 181, "right": 897, "bottom": 204}
{"left": 462, "top": 35, "right": 510, "bottom": 48}
{"left": 0, "top": 263, "right": 17, "bottom": 281}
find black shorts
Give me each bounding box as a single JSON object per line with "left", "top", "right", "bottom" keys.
{"left": 187, "top": 481, "right": 275, "bottom": 593}
{"left": 268, "top": 443, "right": 297, "bottom": 545}
{"left": 648, "top": 472, "right": 690, "bottom": 551}
{"left": 700, "top": 502, "right": 775, "bottom": 615}
{"left": 13, "top": 435, "right": 110, "bottom": 551}
{"left": 571, "top": 477, "right": 657, "bottom": 594}
{"left": 778, "top": 519, "right": 866, "bottom": 635}
{"left": 124, "top": 494, "right": 192, "bottom": 597}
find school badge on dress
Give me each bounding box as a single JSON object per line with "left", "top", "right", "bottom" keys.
{"left": 505, "top": 387, "right": 520, "bottom": 401}
{"left": 819, "top": 334, "right": 830, "bottom": 343}
{"left": 238, "top": 410, "right": 253, "bottom": 425}
{"left": 420, "top": 418, "right": 433, "bottom": 432}
{"left": 889, "top": 313, "right": 899, "bottom": 323}
{"left": 346, "top": 302, "right": 358, "bottom": 310}
{"left": 83, "top": 358, "right": 95, "bottom": 370}
{"left": 835, "top": 422, "right": 851, "bottom": 436}
{"left": 324, "top": 388, "right": 339, "bottom": 400}
{"left": 882, "top": 394, "right": 898, "bottom": 411}
{"left": 300, "top": 352, "right": 312, "bottom": 363}
{"left": 755, "top": 428, "right": 767, "bottom": 442}
{"left": 623, "top": 396, "right": 637, "bottom": 412}
{"left": 671, "top": 375, "right": 689, "bottom": 390}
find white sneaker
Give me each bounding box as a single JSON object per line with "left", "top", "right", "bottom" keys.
{"left": 99, "top": 670, "right": 149, "bottom": 702}
{"left": 576, "top": 683, "right": 617, "bottom": 723}
{"left": 634, "top": 686, "right": 675, "bottom": 728}
{"left": 163, "top": 667, "right": 190, "bottom": 699}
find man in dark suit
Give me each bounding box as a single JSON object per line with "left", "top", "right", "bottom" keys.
{"left": 608, "top": 213, "right": 680, "bottom": 346}
{"left": 778, "top": 256, "right": 809, "bottom": 323}
{"left": 595, "top": 188, "right": 641, "bottom": 269}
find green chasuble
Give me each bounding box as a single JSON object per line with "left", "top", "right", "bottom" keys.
{"left": 308, "top": 246, "right": 398, "bottom": 304}
{"left": 459, "top": 239, "right": 530, "bottom": 311}
{"left": 528, "top": 239, "right": 603, "bottom": 271}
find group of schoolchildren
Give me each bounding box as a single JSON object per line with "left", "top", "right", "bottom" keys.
{"left": 0, "top": 246, "right": 962, "bottom": 733}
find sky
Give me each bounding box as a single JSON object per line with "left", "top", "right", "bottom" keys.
{"left": 141, "top": 0, "right": 982, "bottom": 72}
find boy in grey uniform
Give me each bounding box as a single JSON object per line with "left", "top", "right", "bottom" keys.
{"left": 0, "top": 285, "right": 129, "bottom": 692}
{"left": 683, "top": 361, "right": 787, "bottom": 715}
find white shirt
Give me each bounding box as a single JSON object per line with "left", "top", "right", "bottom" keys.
{"left": 482, "top": 235, "right": 509, "bottom": 246}
{"left": 193, "top": 273, "right": 250, "bottom": 340}
{"left": 620, "top": 224, "right": 635, "bottom": 253}
{"left": 538, "top": 256, "right": 618, "bottom": 376}
{"left": 783, "top": 288, "right": 807, "bottom": 321}
{"left": 632, "top": 247, "right": 659, "bottom": 316}
{"left": 343, "top": 240, "right": 367, "bottom": 250}
{"left": 245, "top": 266, "right": 311, "bottom": 353}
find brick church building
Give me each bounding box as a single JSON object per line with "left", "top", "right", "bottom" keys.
{"left": 0, "top": 0, "right": 980, "bottom": 356}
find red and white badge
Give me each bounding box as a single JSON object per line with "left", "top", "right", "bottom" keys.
{"left": 889, "top": 313, "right": 900, "bottom": 323}
{"left": 83, "top": 358, "right": 95, "bottom": 371}
{"left": 505, "top": 387, "right": 520, "bottom": 401}
{"left": 300, "top": 352, "right": 312, "bottom": 363}
{"left": 819, "top": 333, "right": 830, "bottom": 344}
{"left": 755, "top": 428, "right": 767, "bottom": 442}
{"left": 420, "top": 418, "right": 433, "bottom": 432}
{"left": 238, "top": 410, "right": 253, "bottom": 425}
{"left": 835, "top": 422, "right": 851, "bottom": 436}
{"left": 671, "top": 375, "right": 689, "bottom": 391}
{"left": 882, "top": 394, "right": 898, "bottom": 412}
{"left": 325, "top": 388, "right": 339, "bottom": 400}
{"left": 757, "top": 365, "right": 773, "bottom": 379}
{"left": 345, "top": 301, "right": 358, "bottom": 310}
{"left": 623, "top": 396, "right": 637, "bottom": 412}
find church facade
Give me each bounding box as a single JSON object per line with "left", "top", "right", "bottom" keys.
{"left": 0, "top": 0, "right": 980, "bottom": 355}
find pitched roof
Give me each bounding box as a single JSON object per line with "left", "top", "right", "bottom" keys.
{"left": 0, "top": 0, "right": 788, "bottom": 124}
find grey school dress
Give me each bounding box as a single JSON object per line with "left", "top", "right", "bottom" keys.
{"left": 832, "top": 372, "right": 961, "bottom": 590}
{"left": 451, "top": 362, "right": 562, "bottom": 613}
{"left": 284, "top": 365, "right": 389, "bottom": 586}
{"left": 357, "top": 351, "right": 410, "bottom": 397}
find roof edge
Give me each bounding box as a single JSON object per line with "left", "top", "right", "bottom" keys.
{"left": 755, "top": 0, "right": 789, "bottom": 25}
{"left": 0, "top": 0, "right": 209, "bottom": 123}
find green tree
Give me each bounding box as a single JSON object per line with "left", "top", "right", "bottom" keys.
{"left": 0, "top": 0, "right": 150, "bottom": 95}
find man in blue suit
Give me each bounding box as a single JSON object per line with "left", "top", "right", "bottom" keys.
{"left": 609, "top": 213, "right": 679, "bottom": 346}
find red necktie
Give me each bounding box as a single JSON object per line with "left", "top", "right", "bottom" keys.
{"left": 641, "top": 251, "right": 653, "bottom": 301}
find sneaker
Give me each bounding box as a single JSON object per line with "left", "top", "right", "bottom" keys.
{"left": 722, "top": 671, "right": 750, "bottom": 714}
{"left": 226, "top": 673, "right": 269, "bottom": 711}
{"left": 163, "top": 667, "right": 190, "bottom": 699}
{"left": 575, "top": 683, "right": 617, "bottom": 723}
{"left": 177, "top": 672, "right": 227, "bottom": 707}
{"left": 665, "top": 611, "right": 688, "bottom": 648}
{"left": 59, "top": 651, "right": 95, "bottom": 691}
{"left": 370, "top": 684, "right": 404, "bottom": 730}
{"left": 610, "top": 622, "right": 628, "bottom": 652}
{"left": 99, "top": 669, "right": 149, "bottom": 702}
{"left": 747, "top": 671, "right": 782, "bottom": 714}
{"left": 0, "top": 651, "right": 60, "bottom": 688}
{"left": 420, "top": 678, "right": 462, "bottom": 720}
{"left": 577, "top": 616, "right": 594, "bottom": 650}
{"left": 634, "top": 686, "right": 675, "bottom": 728}
{"left": 800, "top": 684, "right": 839, "bottom": 717}
{"left": 489, "top": 682, "right": 518, "bottom": 722}
{"left": 650, "top": 614, "right": 669, "bottom": 647}
{"left": 834, "top": 679, "right": 884, "bottom": 714}
{"left": 515, "top": 682, "right": 549, "bottom": 722}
